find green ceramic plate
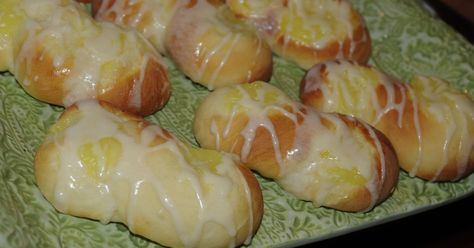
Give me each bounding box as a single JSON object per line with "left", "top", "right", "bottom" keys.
{"left": 1, "top": 0, "right": 473, "bottom": 247}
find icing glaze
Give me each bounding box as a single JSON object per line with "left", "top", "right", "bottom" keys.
{"left": 302, "top": 60, "right": 474, "bottom": 181}
{"left": 196, "top": 82, "right": 391, "bottom": 210}
{"left": 41, "top": 100, "right": 256, "bottom": 247}
{"left": 226, "top": 0, "right": 369, "bottom": 68}
{"left": 3, "top": 0, "right": 168, "bottom": 115}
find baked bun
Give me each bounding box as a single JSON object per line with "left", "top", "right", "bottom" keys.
{"left": 0, "top": 0, "right": 170, "bottom": 116}
{"left": 35, "top": 100, "right": 263, "bottom": 248}
{"left": 226, "top": 0, "right": 371, "bottom": 69}
{"left": 300, "top": 60, "right": 474, "bottom": 181}
{"left": 164, "top": 0, "right": 273, "bottom": 90}
{"left": 194, "top": 81, "right": 399, "bottom": 212}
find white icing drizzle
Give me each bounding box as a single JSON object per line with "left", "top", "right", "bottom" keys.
{"left": 220, "top": 85, "right": 296, "bottom": 174}
{"left": 359, "top": 119, "right": 385, "bottom": 210}
{"left": 210, "top": 119, "right": 221, "bottom": 149}
{"left": 306, "top": 61, "right": 422, "bottom": 174}
{"left": 304, "top": 61, "right": 474, "bottom": 181}
{"left": 209, "top": 33, "right": 242, "bottom": 87}
{"left": 48, "top": 100, "right": 253, "bottom": 247}
{"left": 364, "top": 78, "right": 404, "bottom": 129}
{"left": 406, "top": 85, "right": 423, "bottom": 177}
{"left": 235, "top": 161, "right": 255, "bottom": 246}
{"left": 129, "top": 52, "right": 154, "bottom": 110}
{"left": 11, "top": 0, "right": 165, "bottom": 110}
{"left": 413, "top": 76, "right": 474, "bottom": 180}
{"left": 206, "top": 82, "right": 382, "bottom": 209}
{"left": 246, "top": 38, "right": 263, "bottom": 82}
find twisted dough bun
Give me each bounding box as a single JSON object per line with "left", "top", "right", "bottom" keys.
{"left": 93, "top": 0, "right": 273, "bottom": 90}
{"left": 300, "top": 60, "right": 474, "bottom": 181}
{"left": 194, "top": 82, "right": 399, "bottom": 212}
{"left": 35, "top": 100, "right": 263, "bottom": 248}
{"left": 226, "top": 0, "right": 371, "bottom": 69}
{"left": 0, "top": 0, "right": 170, "bottom": 116}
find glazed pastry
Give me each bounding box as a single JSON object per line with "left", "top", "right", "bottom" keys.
{"left": 226, "top": 0, "right": 371, "bottom": 69}
{"left": 164, "top": 0, "right": 273, "bottom": 90}
{"left": 0, "top": 0, "right": 170, "bottom": 116}
{"left": 300, "top": 60, "right": 474, "bottom": 181}
{"left": 35, "top": 100, "right": 263, "bottom": 248}
{"left": 194, "top": 82, "right": 399, "bottom": 212}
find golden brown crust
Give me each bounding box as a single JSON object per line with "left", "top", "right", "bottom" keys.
{"left": 164, "top": 1, "right": 273, "bottom": 89}
{"left": 317, "top": 113, "right": 399, "bottom": 212}
{"left": 92, "top": 0, "right": 149, "bottom": 29}
{"left": 236, "top": 163, "right": 264, "bottom": 233}
{"left": 378, "top": 98, "right": 474, "bottom": 181}
{"left": 10, "top": 0, "right": 170, "bottom": 116}
{"left": 270, "top": 13, "right": 371, "bottom": 69}
{"left": 15, "top": 44, "right": 69, "bottom": 106}
{"left": 300, "top": 60, "right": 474, "bottom": 181}
{"left": 222, "top": 112, "right": 296, "bottom": 179}
{"left": 35, "top": 100, "right": 264, "bottom": 247}
{"left": 17, "top": 43, "right": 170, "bottom": 116}
{"left": 226, "top": 0, "right": 371, "bottom": 69}
{"left": 98, "top": 56, "right": 171, "bottom": 116}
{"left": 194, "top": 82, "right": 400, "bottom": 212}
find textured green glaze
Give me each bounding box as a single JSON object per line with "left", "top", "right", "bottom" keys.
{"left": 1, "top": 0, "right": 473, "bottom": 247}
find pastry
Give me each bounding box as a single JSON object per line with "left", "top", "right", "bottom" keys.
{"left": 165, "top": 0, "right": 273, "bottom": 90}
{"left": 93, "top": 0, "right": 273, "bottom": 90}
{"left": 226, "top": 0, "right": 371, "bottom": 69}
{"left": 300, "top": 60, "right": 474, "bottom": 181}
{"left": 194, "top": 81, "right": 399, "bottom": 212}
{"left": 0, "top": 0, "right": 170, "bottom": 116}
{"left": 35, "top": 100, "right": 263, "bottom": 248}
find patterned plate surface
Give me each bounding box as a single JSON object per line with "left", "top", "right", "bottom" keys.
{"left": 0, "top": 0, "right": 473, "bottom": 247}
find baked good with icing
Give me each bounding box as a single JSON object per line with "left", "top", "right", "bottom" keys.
{"left": 226, "top": 0, "right": 371, "bottom": 69}
{"left": 93, "top": 0, "right": 273, "bottom": 90}
{"left": 194, "top": 81, "right": 399, "bottom": 212}
{"left": 300, "top": 60, "right": 474, "bottom": 181}
{"left": 0, "top": 0, "right": 170, "bottom": 116}
{"left": 35, "top": 100, "right": 263, "bottom": 248}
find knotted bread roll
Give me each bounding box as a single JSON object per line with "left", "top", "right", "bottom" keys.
{"left": 226, "top": 0, "right": 371, "bottom": 69}
{"left": 0, "top": 0, "right": 170, "bottom": 116}
{"left": 300, "top": 60, "right": 474, "bottom": 181}
{"left": 194, "top": 82, "right": 399, "bottom": 212}
{"left": 35, "top": 100, "right": 263, "bottom": 248}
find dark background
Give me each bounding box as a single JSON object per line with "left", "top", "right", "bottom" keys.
{"left": 429, "top": 0, "right": 474, "bottom": 43}
{"left": 313, "top": 195, "right": 474, "bottom": 247}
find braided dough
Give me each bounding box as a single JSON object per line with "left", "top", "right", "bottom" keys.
{"left": 93, "top": 0, "right": 273, "bottom": 90}
{"left": 0, "top": 0, "right": 170, "bottom": 116}
{"left": 300, "top": 60, "right": 474, "bottom": 181}
{"left": 226, "top": 0, "right": 371, "bottom": 69}
{"left": 35, "top": 100, "right": 263, "bottom": 248}
{"left": 194, "top": 82, "right": 399, "bottom": 212}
